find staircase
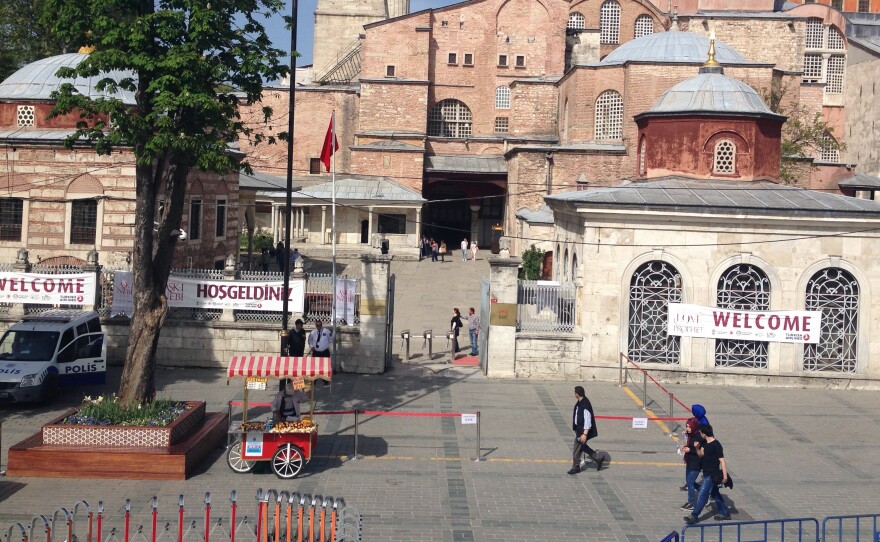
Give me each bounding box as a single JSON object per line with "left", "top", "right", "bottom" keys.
{"left": 315, "top": 39, "right": 362, "bottom": 84}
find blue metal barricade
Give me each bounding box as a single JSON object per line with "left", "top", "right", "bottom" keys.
{"left": 822, "top": 513, "right": 880, "bottom": 542}
{"left": 660, "top": 531, "right": 680, "bottom": 542}
{"left": 681, "top": 517, "right": 819, "bottom": 542}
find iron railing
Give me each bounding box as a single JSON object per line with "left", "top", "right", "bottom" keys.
{"left": 516, "top": 280, "right": 576, "bottom": 333}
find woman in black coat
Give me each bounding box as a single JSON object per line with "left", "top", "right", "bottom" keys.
{"left": 450, "top": 308, "right": 463, "bottom": 353}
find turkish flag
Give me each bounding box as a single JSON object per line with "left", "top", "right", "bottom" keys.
{"left": 319, "top": 117, "right": 339, "bottom": 172}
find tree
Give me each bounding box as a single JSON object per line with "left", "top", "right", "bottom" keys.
{"left": 0, "top": 0, "right": 76, "bottom": 81}
{"left": 45, "top": 0, "right": 288, "bottom": 404}
{"left": 762, "top": 78, "right": 843, "bottom": 185}
{"left": 519, "top": 244, "right": 545, "bottom": 280}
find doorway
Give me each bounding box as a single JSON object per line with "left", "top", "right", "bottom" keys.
{"left": 361, "top": 220, "right": 368, "bottom": 244}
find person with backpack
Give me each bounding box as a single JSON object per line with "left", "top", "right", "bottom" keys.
{"left": 568, "top": 385, "right": 604, "bottom": 474}
{"left": 683, "top": 424, "right": 731, "bottom": 524}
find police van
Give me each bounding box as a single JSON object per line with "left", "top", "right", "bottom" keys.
{"left": 0, "top": 310, "right": 106, "bottom": 403}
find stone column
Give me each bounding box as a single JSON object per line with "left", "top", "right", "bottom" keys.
{"left": 415, "top": 208, "right": 421, "bottom": 240}
{"left": 339, "top": 254, "right": 392, "bottom": 374}
{"left": 485, "top": 255, "right": 521, "bottom": 378}
{"left": 367, "top": 206, "right": 374, "bottom": 245}
{"left": 81, "top": 249, "right": 102, "bottom": 312}
{"left": 271, "top": 205, "right": 278, "bottom": 243}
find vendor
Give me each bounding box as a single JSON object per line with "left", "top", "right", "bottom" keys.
{"left": 272, "top": 378, "right": 309, "bottom": 422}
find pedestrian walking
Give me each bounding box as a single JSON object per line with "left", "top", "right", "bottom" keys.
{"left": 275, "top": 241, "right": 285, "bottom": 270}
{"left": 679, "top": 417, "right": 704, "bottom": 512}
{"left": 470, "top": 240, "right": 478, "bottom": 261}
{"left": 683, "top": 424, "right": 731, "bottom": 524}
{"left": 259, "top": 248, "right": 271, "bottom": 272}
{"left": 450, "top": 308, "right": 463, "bottom": 354}
{"left": 461, "top": 238, "right": 468, "bottom": 260}
{"left": 569, "top": 385, "right": 604, "bottom": 474}
{"left": 467, "top": 307, "right": 480, "bottom": 356}
{"left": 692, "top": 404, "right": 710, "bottom": 426}
{"left": 439, "top": 241, "right": 447, "bottom": 262}
{"left": 431, "top": 239, "right": 438, "bottom": 262}
{"left": 288, "top": 318, "right": 306, "bottom": 357}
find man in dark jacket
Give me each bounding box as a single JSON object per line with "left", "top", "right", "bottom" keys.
{"left": 289, "top": 319, "right": 306, "bottom": 356}
{"left": 569, "top": 385, "right": 604, "bottom": 474}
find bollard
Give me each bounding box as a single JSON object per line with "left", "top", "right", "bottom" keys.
{"left": 151, "top": 497, "right": 158, "bottom": 542}
{"left": 204, "top": 493, "right": 211, "bottom": 542}
{"left": 308, "top": 497, "right": 318, "bottom": 542}
{"left": 229, "top": 491, "right": 237, "bottom": 542}
{"left": 474, "top": 411, "right": 484, "bottom": 462}
{"left": 5, "top": 523, "right": 27, "bottom": 542}
{"left": 177, "top": 496, "right": 185, "bottom": 542}
{"left": 642, "top": 371, "right": 648, "bottom": 410}
{"left": 446, "top": 331, "right": 455, "bottom": 364}
{"left": 29, "top": 515, "right": 50, "bottom": 542}
{"left": 72, "top": 501, "right": 91, "bottom": 542}
{"left": 96, "top": 502, "right": 103, "bottom": 542}
{"left": 618, "top": 353, "right": 623, "bottom": 387}
{"left": 277, "top": 492, "right": 291, "bottom": 542}
{"left": 400, "top": 330, "right": 410, "bottom": 360}
{"left": 124, "top": 500, "right": 131, "bottom": 542}
{"left": 263, "top": 490, "right": 278, "bottom": 542}
{"left": 295, "top": 494, "right": 306, "bottom": 542}
{"left": 352, "top": 410, "right": 361, "bottom": 460}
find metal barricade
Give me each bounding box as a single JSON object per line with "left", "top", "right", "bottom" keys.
{"left": 822, "top": 513, "right": 880, "bottom": 542}
{"left": 681, "top": 517, "right": 819, "bottom": 542}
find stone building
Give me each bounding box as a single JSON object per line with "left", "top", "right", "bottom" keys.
{"left": 0, "top": 52, "right": 241, "bottom": 269}
{"left": 239, "top": 0, "right": 872, "bottom": 260}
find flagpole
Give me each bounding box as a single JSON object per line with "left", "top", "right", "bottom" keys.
{"left": 331, "top": 110, "right": 337, "bottom": 370}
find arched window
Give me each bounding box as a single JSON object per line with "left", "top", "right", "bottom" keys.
{"left": 820, "top": 132, "right": 840, "bottom": 162}
{"left": 495, "top": 86, "right": 511, "bottom": 109}
{"left": 571, "top": 253, "right": 578, "bottom": 282}
{"left": 634, "top": 15, "right": 654, "bottom": 39}
{"left": 628, "top": 261, "right": 682, "bottom": 364}
{"left": 599, "top": 1, "right": 621, "bottom": 44}
{"left": 715, "top": 264, "right": 771, "bottom": 368}
{"left": 567, "top": 12, "right": 586, "bottom": 30}
{"left": 563, "top": 248, "right": 570, "bottom": 280}
{"left": 428, "top": 99, "right": 472, "bottom": 138}
{"left": 713, "top": 139, "right": 736, "bottom": 174}
{"left": 595, "top": 90, "right": 623, "bottom": 140}
{"left": 828, "top": 28, "right": 845, "bottom": 50}
{"left": 639, "top": 137, "right": 647, "bottom": 176}
{"left": 804, "top": 268, "right": 859, "bottom": 372}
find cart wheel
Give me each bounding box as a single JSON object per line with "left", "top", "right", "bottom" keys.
{"left": 271, "top": 444, "right": 304, "bottom": 479}
{"left": 226, "top": 442, "right": 256, "bottom": 473}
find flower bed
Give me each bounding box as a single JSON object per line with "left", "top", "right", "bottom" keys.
{"left": 41, "top": 400, "right": 206, "bottom": 448}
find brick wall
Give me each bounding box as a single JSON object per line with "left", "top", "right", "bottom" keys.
{"left": 350, "top": 149, "right": 425, "bottom": 192}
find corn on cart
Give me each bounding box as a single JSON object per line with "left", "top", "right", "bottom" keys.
{"left": 226, "top": 355, "right": 332, "bottom": 479}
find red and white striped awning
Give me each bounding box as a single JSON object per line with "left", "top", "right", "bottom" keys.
{"left": 227, "top": 355, "right": 332, "bottom": 381}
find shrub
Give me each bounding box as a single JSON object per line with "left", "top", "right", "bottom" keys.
{"left": 519, "top": 244, "right": 545, "bottom": 280}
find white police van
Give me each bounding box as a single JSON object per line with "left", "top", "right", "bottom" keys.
{"left": 0, "top": 310, "right": 106, "bottom": 403}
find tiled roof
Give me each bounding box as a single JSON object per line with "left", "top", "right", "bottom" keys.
{"left": 424, "top": 155, "right": 507, "bottom": 174}
{"left": 290, "top": 176, "right": 425, "bottom": 203}
{"left": 0, "top": 54, "right": 136, "bottom": 104}
{"left": 515, "top": 205, "right": 554, "bottom": 224}
{"left": 645, "top": 72, "right": 783, "bottom": 118}
{"left": 838, "top": 173, "right": 880, "bottom": 189}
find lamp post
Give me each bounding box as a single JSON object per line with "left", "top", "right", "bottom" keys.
{"left": 280, "top": 0, "right": 299, "bottom": 355}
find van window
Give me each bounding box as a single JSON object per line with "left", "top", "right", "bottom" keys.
{"left": 87, "top": 317, "right": 101, "bottom": 333}
{"left": 76, "top": 323, "right": 88, "bottom": 336}
{"left": 57, "top": 328, "right": 76, "bottom": 363}
{"left": 0, "top": 330, "right": 59, "bottom": 362}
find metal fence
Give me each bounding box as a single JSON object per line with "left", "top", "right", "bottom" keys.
{"left": 821, "top": 513, "right": 880, "bottom": 542}
{"left": 305, "top": 273, "right": 361, "bottom": 325}
{"left": 516, "top": 280, "right": 576, "bottom": 333}
{"left": 681, "top": 517, "right": 820, "bottom": 542}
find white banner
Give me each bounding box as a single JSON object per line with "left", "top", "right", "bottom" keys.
{"left": 335, "top": 278, "right": 357, "bottom": 325}
{"left": 667, "top": 303, "right": 821, "bottom": 344}
{"left": 0, "top": 272, "right": 96, "bottom": 305}
{"left": 110, "top": 271, "right": 305, "bottom": 316}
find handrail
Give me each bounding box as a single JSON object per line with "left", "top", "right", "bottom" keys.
{"left": 619, "top": 352, "right": 692, "bottom": 413}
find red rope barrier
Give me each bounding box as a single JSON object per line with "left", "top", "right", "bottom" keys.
{"left": 596, "top": 415, "right": 690, "bottom": 422}
{"left": 621, "top": 353, "right": 692, "bottom": 413}
{"left": 360, "top": 411, "right": 462, "bottom": 417}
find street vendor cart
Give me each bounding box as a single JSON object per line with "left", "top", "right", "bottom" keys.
{"left": 225, "top": 355, "right": 332, "bottom": 479}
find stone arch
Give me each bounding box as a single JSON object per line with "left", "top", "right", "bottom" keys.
{"left": 37, "top": 255, "right": 86, "bottom": 268}
{"left": 496, "top": 0, "right": 550, "bottom": 34}
{"left": 66, "top": 174, "right": 104, "bottom": 196}
{"left": 709, "top": 253, "right": 782, "bottom": 310}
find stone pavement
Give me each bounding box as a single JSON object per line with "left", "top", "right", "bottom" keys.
{"left": 2, "top": 362, "right": 880, "bottom": 542}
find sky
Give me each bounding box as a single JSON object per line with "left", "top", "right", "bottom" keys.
{"left": 262, "top": 0, "right": 460, "bottom": 68}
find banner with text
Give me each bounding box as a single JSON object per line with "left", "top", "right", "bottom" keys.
{"left": 667, "top": 303, "right": 821, "bottom": 344}
{"left": 335, "top": 278, "right": 357, "bottom": 324}
{"left": 110, "top": 271, "right": 305, "bottom": 316}
{"left": 0, "top": 272, "right": 96, "bottom": 305}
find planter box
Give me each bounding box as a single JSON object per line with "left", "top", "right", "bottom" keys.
{"left": 41, "top": 401, "right": 206, "bottom": 448}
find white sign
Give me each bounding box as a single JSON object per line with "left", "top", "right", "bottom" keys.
{"left": 632, "top": 418, "right": 649, "bottom": 429}
{"left": 667, "top": 303, "right": 821, "bottom": 344}
{"left": 0, "top": 272, "right": 96, "bottom": 305}
{"left": 335, "top": 278, "right": 357, "bottom": 325}
{"left": 110, "top": 271, "right": 305, "bottom": 316}
{"left": 461, "top": 413, "right": 478, "bottom": 425}
{"left": 244, "top": 431, "right": 264, "bottom": 457}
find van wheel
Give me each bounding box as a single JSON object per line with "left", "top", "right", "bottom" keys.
{"left": 39, "top": 375, "right": 58, "bottom": 405}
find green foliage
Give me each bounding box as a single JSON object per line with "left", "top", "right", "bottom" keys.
{"left": 0, "top": 0, "right": 76, "bottom": 81}
{"left": 761, "top": 79, "right": 843, "bottom": 184}
{"left": 519, "top": 244, "right": 545, "bottom": 280}
{"left": 63, "top": 395, "right": 190, "bottom": 427}
{"left": 242, "top": 230, "right": 273, "bottom": 250}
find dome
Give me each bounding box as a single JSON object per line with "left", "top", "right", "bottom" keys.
{"left": 646, "top": 72, "right": 782, "bottom": 117}
{"left": 601, "top": 31, "right": 747, "bottom": 65}
{"left": 0, "top": 53, "right": 136, "bottom": 104}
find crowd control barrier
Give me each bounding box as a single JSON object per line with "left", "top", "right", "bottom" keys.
{"left": 822, "top": 514, "right": 880, "bottom": 542}
{"left": 2, "top": 490, "right": 361, "bottom": 542}
{"left": 680, "top": 517, "right": 821, "bottom": 542}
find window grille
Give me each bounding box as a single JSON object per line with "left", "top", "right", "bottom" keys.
{"left": 802, "top": 54, "right": 823, "bottom": 81}
{"left": 428, "top": 99, "right": 472, "bottom": 138}
{"left": 385, "top": 65, "right": 396, "bottom": 77}
{"left": 515, "top": 55, "right": 525, "bottom": 67}
{"left": 498, "top": 55, "right": 508, "bottom": 66}
{"left": 714, "top": 140, "right": 736, "bottom": 174}
{"left": 827, "top": 29, "right": 845, "bottom": 50}
{"left": 447, "top": 52, "right": 457, "bottom": 64}
{"left": 858, "top": 0, "right": 870, "bottom": 11}
{"left": 16, "top": 106, "right": 35, "bottom": 127}
{"left": 715, "top": 264, "right": 770, "bottom": 368}
{"left": 216, "top": 198, "right": 227, "bottom": 238}
{"left": 826, "top": 55, "right": 845, "bottom": 94}
{"left": 600, "top": 1, "right": 621, "bottom": 44}
{"left": 594, "top": 90, "right": 623, "bottom": 140}
{"left": 189, "top": 199, "right": 202, "bottom": 240}
{"left": 805, "top": 19, "right": 824, "bottom": 49}
{"left": 495, "top": 86, "right": 510, "bottom": 109}
{"left": 0, "top": 198, "right": 23, "bottom": 242}
{"left": 494, "top": 116, "right": 509, "bottom": 133}
{"left": 463, "top": 53, "right": 473, "bottom": 66}
{"left": 804, "top": 268, "right": 859, "bottom": 372}
{"left": 571, "top": 253, "right": 578, "bottom": 281}
{"left": 819, "top": 132, "right": 840, "bottom": 162}
{"left": 634, "top": 15, "right": 654, "bottom": 38}
{"left": 309, "top": 157, "right": 321, "bottom": 174}
{"left": 639, "top": 138, "right": 647, "bottom": 176}
{"left": 831, "top": 0, "right": 843, "bottom": 9}
{"left": 567, "top": 12, "right": 586, "bottom": 30}
{"left": 70, "top": 200, "right": 97, "bottom": 245}
{"left": 628, "top": 261, "right": 682, "bottom": 364}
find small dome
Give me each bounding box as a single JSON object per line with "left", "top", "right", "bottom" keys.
{"left": 601, "top": 31, "right": 747, "bottom": 65}
{"left": 647, "top": 73, "right": 780, "bottom": 117}
{"left": 0, "top": 53, "right": 136, "bottom": 104}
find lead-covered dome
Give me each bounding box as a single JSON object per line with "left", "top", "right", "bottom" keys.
{"left": 646, "top": 72, "right": 783, "bottom": 118}
{"left": 601, "top": 31, "right": 747, "bottom": 65}
{"left": 0, "top": 53, "right": 136, "bottom": 104}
